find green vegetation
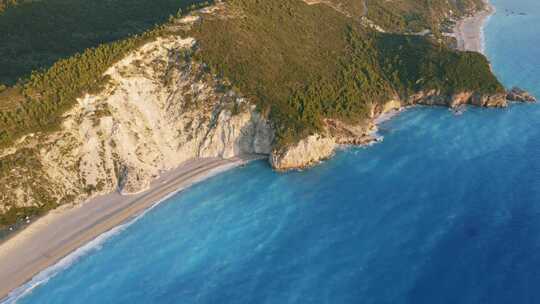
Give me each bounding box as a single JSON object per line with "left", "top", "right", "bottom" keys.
{"left": 0, "top": 0, "right": 212, "bottom": 148}
{"left": 0, "top": 0, "right": 499, "bottom": 149}
{"left": 0, "top": 31, "right": 153, "bottom": 148}
{"left": 191, "top": 0, "right": 353, "bottom": 144}
{"left": 190, "top": 0, "right": 503, "bottom": 146}
{"left": 376, "top": 34, "right": 504, "bottom": 96}
{"left": 320, "top": 0, "right": 366, "bottom": 17}
{"left": 0, "top": 0, "right": 206, "bottom": 84}
{"left": 0, "top": 1, "right": 212, "bottom": 230}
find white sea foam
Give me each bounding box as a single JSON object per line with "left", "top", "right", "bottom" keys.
{"left": 374, "top": 110, "right": 400, "bottom": 125}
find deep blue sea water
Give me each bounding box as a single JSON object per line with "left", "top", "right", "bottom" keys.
{"left": 6, "top": 0, "right": 540, "bottom": 303}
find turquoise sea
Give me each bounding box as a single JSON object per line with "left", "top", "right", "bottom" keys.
{"left": 5, "top": 0, "right": 540, "bottom": 303}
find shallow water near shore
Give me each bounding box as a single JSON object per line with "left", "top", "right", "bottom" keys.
{"left": 8, "top": 0, "right": 540, "bottom": 303}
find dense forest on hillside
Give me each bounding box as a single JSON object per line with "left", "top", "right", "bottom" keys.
{"left": 190, "top": 0, "right": 502, "bottom": 146}
{"left": 0, "top": 0, "right": 214, "bottom": 228}
{"left": 0, "top": 0, "right": 501, "bottom": 149}
{"left": 0, "top": 0, "right": 205, "bottom": 85}
{"left": 376, "top": 34, "right": 502, "bottom": 95}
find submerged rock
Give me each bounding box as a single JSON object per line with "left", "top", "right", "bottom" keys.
{"left": 506, "top": 87, "right": 537, "bottom": 102}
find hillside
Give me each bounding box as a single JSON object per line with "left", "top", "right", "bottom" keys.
{"left": 0, "top": 0, "right": 527, "bottom": 231}
{"left": 188, "top": 0, "right": 503, "bottom": 146}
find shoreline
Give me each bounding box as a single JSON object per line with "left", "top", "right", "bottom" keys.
{"left": 0, "top": 155, "right": 264, "bottom": 301}
{"left": 454, "top": 0, "right": 495, "bottom": 54}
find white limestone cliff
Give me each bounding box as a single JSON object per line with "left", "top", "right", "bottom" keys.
{"left": 0, "top": 35, "right": 273, "bottom": 212}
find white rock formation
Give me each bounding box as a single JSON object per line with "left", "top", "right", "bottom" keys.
{"left": 0, "top": 35, "right": 273, "bottom": 212}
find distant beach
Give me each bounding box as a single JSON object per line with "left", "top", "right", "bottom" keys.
{"left": 0, "top": 155, "right": 263, "bottom": 301}
{"left": 454, "top": 0, "right": 496, "bottom": 53}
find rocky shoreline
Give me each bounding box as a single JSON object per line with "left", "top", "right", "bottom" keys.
{"left": 268, "top": 0, "right": 535, "bottom": 172}
{"left": 507, "top": 87, "right": 537, "bottom": 103}
{"left": 269, "top": 87, "right": 536, "bottom": 171}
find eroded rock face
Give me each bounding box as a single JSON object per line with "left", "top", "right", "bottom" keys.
{"left": 199, "top": 110, "right": 273, "bottom": 159}
{"left": 269, "top": 100, "right": 401, "bottom": 171}
{"left": 409, "top": 87, "right": 538, "bottom": 108}
{"left": 69, "top": 37, "right": 274, "bottom": 195}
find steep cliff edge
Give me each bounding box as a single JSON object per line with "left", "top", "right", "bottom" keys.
{"left": 0, "top": 35, "right": 273, "bottom": 224}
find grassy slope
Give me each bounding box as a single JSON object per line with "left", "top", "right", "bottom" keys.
{"left": 0, "top": 148, "right": 58, "bottom": 230}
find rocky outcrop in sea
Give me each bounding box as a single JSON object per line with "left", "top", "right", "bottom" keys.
{"left": 507, "top": 87, "right": 537, "bottom": 102}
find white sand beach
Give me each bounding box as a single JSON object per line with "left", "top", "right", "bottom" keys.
{"left": 0, "top": 155, "right": 263, "bottom": 300}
